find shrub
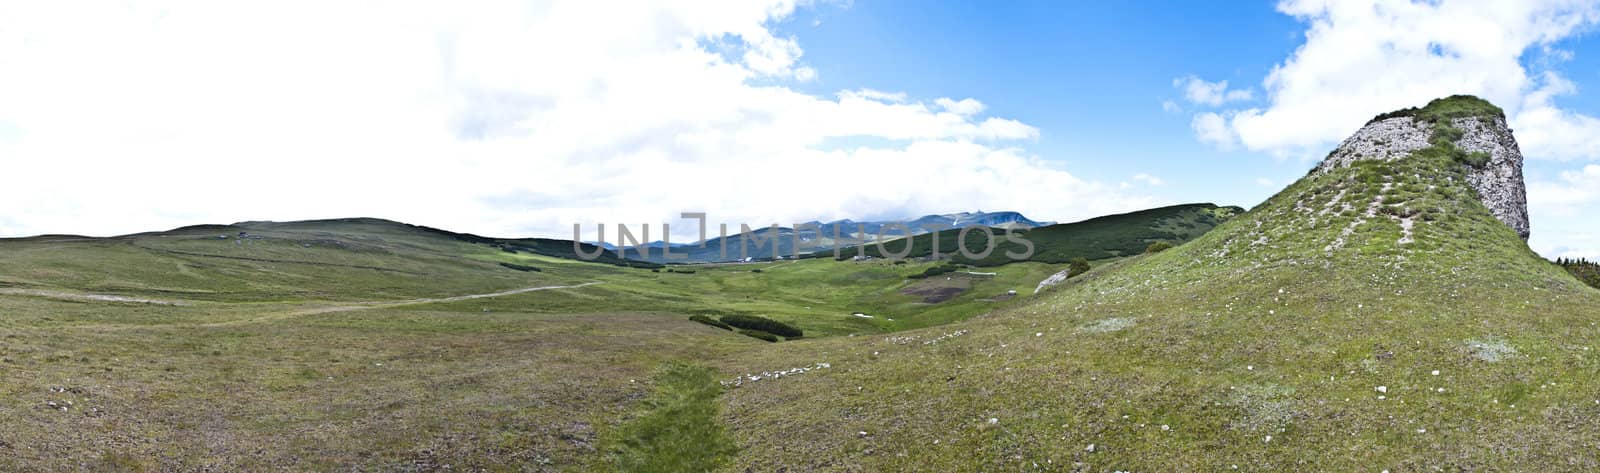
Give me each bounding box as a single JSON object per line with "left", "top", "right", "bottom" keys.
{"left": 689, "top": 315, "right": 734, "bottom": 331}
{"left": 1461, "top": 151, "right": 1491, "bottom": 167}
{"left": 1068, "top": 258, "right": 1091, "bottom": 277}
{"left": 720, "top": 314, "right": 803, "bottom": 338}
{"left": 738, "top": 329, "right": 780, "bottom": 342}
{"left": 498, "top": 262, "right": 541, "bottom": 272}
{"left": 908, "top": 263, "right": 960, "bottom": 279}
{"left": 1144, "top": 241, "right": 1173, "bottom": 254}
{"left": 751, "top": 269, "right": 762, "bottom": 273}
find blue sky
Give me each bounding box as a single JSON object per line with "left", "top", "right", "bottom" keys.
{"left": 2, "top": 1, "right": 1600, "bottom": 258}
{"left": 772, "top": 0, "right": 1600, "bottom": 258}
{"left": 775, "top": 1, "right": 1310, "bottom": 207}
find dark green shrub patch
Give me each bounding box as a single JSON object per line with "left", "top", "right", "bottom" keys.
{"left": 720, "top": 314, "right": 802, "bottom": 338}
{"left": 738, "top": 329, "right": 780, "bottom": 342}
{"left": 498, "top": 262, "right": 541, "bottom": 272}
{"left": 689, "top": 315, "right": 734, "bottom": 331}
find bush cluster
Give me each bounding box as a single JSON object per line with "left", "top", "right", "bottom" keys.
{"left": 738, "top": 329, "right": 781, "bottom": 342}
{"left": 1144, "top": 241, "right": 1173, "bottom": 254}
{"left": 720, "top": 314, "right": 802, "bottom": 338}
{"left": 1068, "top": 258, "right": 1091, "bottom": 278}
{"left": 689, "top": 315, "right": 734, "bottom": 331}
{"left": 908, "top": 263, "right": 962, "bottom": 279}
{"left": 1557, "top": 257, "right": 1600, "bottom": 290}
{"left": 498, "top": 262, "right": 541, "bottom": 272}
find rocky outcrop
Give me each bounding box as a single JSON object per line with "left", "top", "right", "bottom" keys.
{"left": 1312, "top": 115, "right": 1530, "bottom": 240}
{"left": 1453, "top": 117, "right": 1530, "bottom": 240}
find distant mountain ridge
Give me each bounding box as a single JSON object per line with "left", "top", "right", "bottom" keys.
{"left": 599, "top": 210, "right": 1055, "bottom": 262}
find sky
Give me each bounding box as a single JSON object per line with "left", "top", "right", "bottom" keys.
{"left": 2, "top": 1, "right": 1600, "bottom": 258}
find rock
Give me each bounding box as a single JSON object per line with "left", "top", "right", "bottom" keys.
{"left": 1313, "top": 114, "right": 1530, "bottom": 239}
{"left": 1034, "top": 269, "right": 1071, "bottom": 293}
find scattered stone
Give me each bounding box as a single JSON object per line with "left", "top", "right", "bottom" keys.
{"left": 1079, "top": 317, "right": 1135, "bottom": 334}
{"left": 721, "top": 362, "right": 832, "bottom": 388}
{"left": 1467, "top": 337, "right": 1518, "bottom": 362}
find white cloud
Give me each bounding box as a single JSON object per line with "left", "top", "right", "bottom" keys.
{"left": 1131, "top": 173, "right": 1165, "bottom": 186}
{"left": 1525, "top": 164, "right": 1600, "bottom": 258}
{"left": 1201, "top": 0, "right": 1600, "bottom": 159}
{"left": 1173, "top": 75, "right": 1252, "bottom": 106}
{"left": 1513, "top": 72, "right": 1600, "bottom": 161}
{"left": 1529, "top": 164, "right": 1600, "bottom": 217}
{"left": 936, "top": 97, "right": 986, "bottom": 116}
{"left": 1191, "top": 112, "right": 1238, "bottom": 149}
{"left": 0, "top": 1, "right": 1149, "bottom": 239}
{"left": 1161, "top": 100, "right": 1182, "bottom": 113}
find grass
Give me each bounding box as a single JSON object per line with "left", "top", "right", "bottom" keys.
{"left": 827, "top": 203, "right": 1241, "bottom": 266}
{"left": 710, "top": 102, "right": 1600, "bottom": 470}
{"left": 603, "top": 363, "right": 737, "bottom": 472}
{"left": 0, "top": 215, "right": 1077, "bottom": 470}
{"left": 10, "top": 106, "right": 1585, "bottom": 471}
{"left": 0, "top": 299, "right": 759, "bottom": 471}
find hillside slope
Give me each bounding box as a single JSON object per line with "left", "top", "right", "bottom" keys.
{"left": 827, "top": 203, "right": 1242, "bottom": 266}
{"left": 716, "top": 97, "right": 1600, "bottom": 471}
{"left": 627, "top": 210, "right": 1057, "bottom": 263}
{"left": 0, "top": 218, "right": 672, "bottom": 303}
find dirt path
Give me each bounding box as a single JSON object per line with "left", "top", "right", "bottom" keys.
{"left": 5, "top": 282, "right": 605, "bottom": 330}
{"left": 203, "top": 281, "right": 609, "bottom": 328}
{"left": 0, "top": 288, "right": 190, "bottom": 306}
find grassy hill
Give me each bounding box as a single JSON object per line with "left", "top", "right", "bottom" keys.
{"left": 0, "top": 215, "right": 1086, "bottom": 470}
{"left": 12, "top": 91, "right": 1596, "bottom": 472}
{"left": 823, "top": 203, "right": 1242, "bottom": 266}
{"left": 711, "top": 97, "right": 1600, "bottom": 470}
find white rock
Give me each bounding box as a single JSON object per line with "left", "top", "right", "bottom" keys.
{"left": 1376, "top": 386, "right": 1388, "bottom": 393}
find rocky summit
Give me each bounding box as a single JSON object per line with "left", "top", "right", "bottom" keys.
{"left": 1314, "top": 95, "right": 1530, "bottom": 239}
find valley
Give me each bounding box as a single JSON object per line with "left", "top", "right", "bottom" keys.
{"left": 2, "top": 97, "right": 1597, "bottom": 472}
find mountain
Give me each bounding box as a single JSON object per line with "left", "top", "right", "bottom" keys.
{"left": 714, "top": 96, "right": 1600, "bottom": 470}
{"left": 826, "top": 203, "right": 1242, "bottom": 265}
{"left": 618, "top": 210, "right": 1057, "bottom": 263}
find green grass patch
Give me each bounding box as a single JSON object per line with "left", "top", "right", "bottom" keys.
{"left": 604, "top": 363, "right": 736, "bottom": 472}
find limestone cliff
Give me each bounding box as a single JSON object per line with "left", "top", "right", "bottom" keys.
{"left": 1312, "top": 97, "right": 1530, "bottom": 240}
